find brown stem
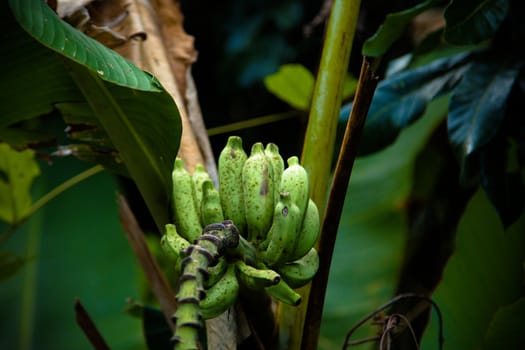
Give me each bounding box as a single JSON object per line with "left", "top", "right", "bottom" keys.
{"left": 117, "top": 194, "right": 176, "bottom": 331}
{"left": 75, "top": 298, "right": 111, "bottom": 350}
{"left": 301, "top": 57, "right": 379, "bottom": 350}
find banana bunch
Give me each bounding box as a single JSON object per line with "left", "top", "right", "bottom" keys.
{"left": 164, "top": 136, "right": 320, "bottom": 326}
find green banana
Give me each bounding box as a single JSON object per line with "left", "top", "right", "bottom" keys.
{"left": 242, "top": 142, "right": 275, "bottom": 242}
{"left": 265, "top": 278, "right": 302, "bottom": 306}
{"left": 218, "top": 136, "right": 248, "bottom": 236}
{"left": 288, "top": 199, "right": 320, "bottom": 261}
{"left": 200, "top": 180, "right": 224, "bottom": 226}
{"left": 200, "top": 264, "right": 239, "bottom": 319}
{"left": 264, "top": 142, "right": 284, "bottom": 203}
{"left": 160, "top": 224, "right": 191, "bottom": 267}
{"left": 172, "top": 158, "right": 203, "bottom": 242}
{"left": 279, "top": 156, "right": 310, "bottom": 223}
{"left": 275, "top": 247, "right": 319, "bottom": 289}
{"left": 191, "top": 163, "right": 212, "bottom": 224}
{"left": 262, "top": 192, "right": 301, "bottom": 267}
{"left": 235, "top": 260, "right": 280, "bottom": 290}
{"left": 203, "top": 256, "right": 227, "bottom": 289}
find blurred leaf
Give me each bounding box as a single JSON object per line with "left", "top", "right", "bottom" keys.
{"left": 444, "top": 0, "right": 509, "bottom": 45}
{"left": 6, "top": 0, "right": 183, "bottom": 229}
{"left": 0, "top": 143, "right": 40, "bottom": 224}
{"left": 0, "top": 159, "right": 144, "bottom": 350}
{"left": 362, "top": 0, "right": 441, "bottom": 57}
{"left": 448, "top": 56, "right": 523, "bottom": 179}
{"left": 359, "top": 53, "right": 470, "bottom": 155}
{"left": 264, "top": 64, "right": 314, "bottom": 111}
{"left": 483, "top": 297, "right": 525, "bottom": 349}
{"left": 0, "top": 251, "right": 29, "bottom": 281}
{"left": 421, "top": 189, "right": 525, "bottom": 350}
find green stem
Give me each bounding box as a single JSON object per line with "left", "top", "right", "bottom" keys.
{"left": 18, "top": 192, "right": 43, "bottom": 350}
{"left": 206, "top": 111, "right": 299, "bottom": 136}
{"left": 279, "top": 1, "right": 362, "bottom": 349}
{"left": 27, "top": 165, "right": 104, "bottom": 218}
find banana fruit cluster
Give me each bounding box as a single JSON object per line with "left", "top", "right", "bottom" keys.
{"left": 162, "top": 136, "right": 320, "bottom": 325}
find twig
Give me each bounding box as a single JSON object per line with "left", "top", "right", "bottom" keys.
{"left": 117, "top": 194, "right": 176, "bottom": 331}
{"left": 75, "top": 298, "right": 111, "bottom": 350}
{"left": 342, "top": 293, "right": 444, "bottom": 350}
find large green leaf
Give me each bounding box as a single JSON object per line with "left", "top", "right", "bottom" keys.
{"left": 444, "top": 0, "right": 509, "bottom": 45}
{"left": 320, "top": 95, "right": 447, "bottom": 349}
{"left": 421, "top": 188, "right": 525, "bottom": 350}
{"left": 483, "top": 297, "right": 525, "bottom": 349}
{"left": 362, "top": 0, "right": 441, "bottom": 57}
{"left": 357, "top": 53, "right": 469, "bottom": 155}
{"left": 0, "top": 143, "right": 40, "bottom": 224}
{"left": 5, "top": 0, "right": 183, "bottom": 229}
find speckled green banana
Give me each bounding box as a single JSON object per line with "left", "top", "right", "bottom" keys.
{"left": 235, "top": 260, "right": 280, "bottom": 290}
{"left": 219, "top": 136, "right": 248, "bottom": 235}
{"left": 200, "top": 264, "right": 239, "bottom": 320}
{"left": 242, "top": 142, "right": 275, "bottom": 243}
{"left": 275, "top": 247, "right": 319, "bottom": 289}
{"left": 265, "top": 142, "right": 284, "bottom": 203}
{"left": 200, "top": 180, "right": 224, "bottom": 226}
{"left": 279, "top": 156, "right": 310, "bottom": 223}
{"left": 262, "top": 192, "right": 301, "bottom": 267}
{"left": 160, "top": 224, "right": 190, "bottom": 267}
{"left": 288, "top": 199, "right": 320, "bottom": 261}
{"left": 172, "top": 158, "right": 203, "bottom": 242}
{"left": 265, "top": 278, "right": 302, "bottom": 306}
{"left": 191, "top": 163, "right": 212, "bottom": 224}
{"left": 203, "top": 256, "right": 227, "bottom": 289}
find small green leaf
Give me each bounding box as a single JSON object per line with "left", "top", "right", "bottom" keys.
{"left": 362, "top": 0, "right": 441, "bottom": 57}
{"left": 444, "top": 0, "right": 509, "bottom": 45}
{"left": 0, "top": 143, "right": 40, "bottom": 224}
{"left": 0, "top": 251, "right": 29, "bottom": 281}
{"left": 264, "top": 64, "right": 314, "bottom": 111}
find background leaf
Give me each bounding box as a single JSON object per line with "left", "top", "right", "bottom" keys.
{"left": 444, "top": 0, "right": 510, "bottom": 45}
{"left": 362, "top": 0, "right": 441, "bottom": 57}
{"left": 483, "top": 297, "right": 525, "bottom": 349}
{"left": 0, "top": 143, "right": 40, "bottom": 224}
{"left": 421, "top": 188, "right": 525, "bottom": 350}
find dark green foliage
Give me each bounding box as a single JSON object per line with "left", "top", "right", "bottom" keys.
{"left": 444, "top": 0, "right": 510, "bottom": 45}
{"left": 358, "top": 0, "right": 525, "bottom": 227}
